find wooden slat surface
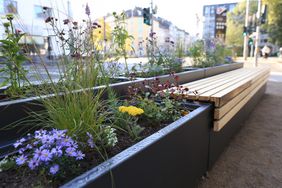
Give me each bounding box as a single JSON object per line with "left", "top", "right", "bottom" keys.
{"left": 175, "top": 67, "right": 270, "bottom": 132}
{"left": 214, "top": 73, "right": 269, "bottom": 120}
{"left": 178, "top": 67, "right": 270, "bottom": 106}
{"left": 186, "top": 70, "right": 254, "bottom": 100}
{"left": 211, "top": 68, "right": 269, "bottom": 107}
{"left": 197, "top": 69, "right": 265, "bottom": 102}
{"left": 182, "top": 68, "right": 250, "bottom": 89}
{"left": 213, "top": 77, "right": 268, "bottom": 131}
{"left": 178, "top": 69, "right": 253, "bottom": 99}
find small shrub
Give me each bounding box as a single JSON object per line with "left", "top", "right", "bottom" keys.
{"left": 0, "top": 14, "right": 29, "bottom": 97}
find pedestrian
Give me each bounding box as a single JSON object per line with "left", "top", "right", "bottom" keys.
{"left": 261, "top": 44, "right": 271, "bottom": 59}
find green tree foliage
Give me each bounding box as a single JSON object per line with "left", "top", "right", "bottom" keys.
{"left": 264, "top": 0, "right": 282, "bottom": 46}
{"left": 225, "top": 1, "right": 257, "bottom": 55}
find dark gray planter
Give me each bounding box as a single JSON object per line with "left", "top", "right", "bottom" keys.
{"left": 204, "top": 62, "right": 244, "bottom": 78}
{"left": 0, "top": 63, "right": 242, "bottom": 156}
{"left": 208, "top": 83, "right": 266, "bottom": 169}
{"left": 62, "top": 103, "right": 213, "bottom": 188}
{"left": 0, "top": 98, "right": 45, "bottom": 157}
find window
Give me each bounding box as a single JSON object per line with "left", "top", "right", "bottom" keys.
{"left": 1, "top": 0, "right": 18, "bottom": 14}
{"left": 204, "top": 6, "right": 210, "bottom": 16}
{"left": 229, "top": 4, "right": 236, "bottom": 11}
{"left": 210, "top": 6, "right": 215, "bottom": 15}
{"left": 34, "top": 5, "right": 52, "bottom": 19}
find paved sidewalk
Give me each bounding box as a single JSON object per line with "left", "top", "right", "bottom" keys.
{"left": 198, "top": 70, "right": 282, "bottom": 187}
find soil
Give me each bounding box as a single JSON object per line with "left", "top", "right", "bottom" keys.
{"left": 197, "top": 80, "right": 282, "bottom": 188}
{"left": 0, "top": 104, "right": 193, "bottom": 188}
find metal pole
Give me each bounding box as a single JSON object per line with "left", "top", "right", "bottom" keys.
{"left": 243, "top": 0, "right": 250, "bottom": 60}
{"left": 254, "top": 0, "right": 261, "bottom": 67}
{"left": 151, "top": 0, "right": 154, "bottom": 56}
{"left": 103, "top": 16, "right": 106, "bottom": 56}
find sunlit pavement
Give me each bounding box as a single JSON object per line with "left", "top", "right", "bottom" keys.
{"left": 236, "top": 57, "right": 282, "bottom": 82}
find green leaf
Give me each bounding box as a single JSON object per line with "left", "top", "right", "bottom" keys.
{"left": 0, "top": 39, "right": 14, "bottom": 46}
{"left": 0, "top": 79, "right": 9, "bottom": 87}
{"left": 15, "top": 54, "right": 28, "bottom": 62}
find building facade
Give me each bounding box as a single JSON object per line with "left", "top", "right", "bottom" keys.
{"left": 202, "top": 3, "right": 237, "bottom": 40}
{"left": 102, "top": 7, "right": 191, "bottom": 57}
{"left": 0, "top": 0, "right": 72, "bottom": 57}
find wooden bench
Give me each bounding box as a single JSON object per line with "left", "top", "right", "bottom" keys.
{"left": 177, "top": 67, "right": 270, "bottom": 131}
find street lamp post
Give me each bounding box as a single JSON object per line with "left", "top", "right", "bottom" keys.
{"left": 243, "top": 0, "right": 250, "bottom": 60}
{"left": 254, "top": 0, "right": 262, "bottom": 67}
{"left": 150, "top": 0, "right": 154, "bottom": 56}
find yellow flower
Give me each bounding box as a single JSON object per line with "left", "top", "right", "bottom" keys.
{"left": 118, "top": 106, "right": 144, "bottom": 116}
{"left": 181, "top": 110, "right": 189, "bottom": 116}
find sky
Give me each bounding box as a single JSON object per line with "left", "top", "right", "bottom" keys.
{"left": 72, "top": 0, "right": 240, "bottom": 36}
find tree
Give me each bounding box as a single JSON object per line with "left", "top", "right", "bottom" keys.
{"left": 264, "top": 0, "right": 282, "bottom": 46}
{"left": 225, "top": 1, "right": 257, "bottom": 56}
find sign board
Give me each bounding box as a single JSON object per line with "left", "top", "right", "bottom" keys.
{"left": 215, "top": 7, "right": 227, "bottom": 41}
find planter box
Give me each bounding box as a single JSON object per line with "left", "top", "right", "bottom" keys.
{"left": 62, "top": 103, "right": 213, "bottom": 188}
{"left": 208, "top": 83, "right": 266, "bottom": 169}
{"left": 0, "top": 78, "right": 132, "bottom": 157}
{"left": 204, "top": 62, "right": 244, "bottom": 78}
{"left": 0, "top": 98, "right": 44, "bottom": 157}
{"left": 0, "top": 63, "right": 242, "bottom": 156}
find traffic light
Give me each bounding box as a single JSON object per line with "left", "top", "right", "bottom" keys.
{"left": 243, "top": 26, "right": 248, "bottom": 36}
{"left": 248, "top": 38, "right": 254, "bottom": 46}
{"left": 143, "top": 7, "right": 151, "bottom": 26}
{"left": 260, "top": 5, "right": 267, "bottom": 24}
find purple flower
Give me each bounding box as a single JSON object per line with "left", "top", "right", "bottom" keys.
{"left": 51, "top": 147, "right": 63, "bottom": 157}
{"left": 75, "top": 151, "right": 85, "bottom": 160}
{"left": 50, "top": 164, "right": 59, "bottom": 175}
{"left": 33, "top": 148, "right": 43, "bottom": 160}
{"left": 13, "top": 138, "right": 26, "bottom": 148}
{"left": 52, "top": 129, "right": 67, "bottom": 140}
{"left": 18, "top": 147, "right": 26, "bottom": 154}
{"left": 16, "top": 155, "right": 27, "bottom": 165}
{"left": 70, "top": 141, "right": 78, "bottom": 149}
{"left": 63, "top": 19, "right": 70, "bottom": 25}
{"left": 87, "top": 132, "right": 95, "bottom": 148}
{"left": 60, "top": 137, "right": 74, "bottom": 147}
{"left": 65, "top": 147, "right": 77, "bottom": 157}
{"left": 28, "top": 158, "right": 39, "bottom": 170}
{"left": 33, "top": 141, "right": 40, "bottom": 146}
{"left": 34, "top": 130, "right": 47, "bottom": 139}
{"left": 26, "top": 144, "right": 33, "bottom": 150}
{"left": 12, "top": 129, "right": 84, "bottom": 174}
{"left": 40, "top": 149, "right": 52, "bottom": 162}
{"left": 87, "top": 138, "right": 95, "bottom": 148}
{"left": 41, "top": 135, "right": 54, "bottom": 145}
{"left": 86, "top": 132, "right": 93, "bottom": 139}
{"left": 85, "top": 3, "right": 90, "bottom": 16}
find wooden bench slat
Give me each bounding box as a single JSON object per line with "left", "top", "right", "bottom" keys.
{"left": 182, "top": 68, "right": 250, "bottom": 89}
{"left": 186, "top": 69, "right": 252, "bottom": 92}
{"left": 213, "top": 77, "right": 268, "bottom": 131}
{"left": 214, "top": 73, "right": 269, "bottom": 119}
{"left": 196, "top": 69, "right": 264, "bottom": 101}
{"left": 211, "top": 68, "right": 269, "bottom": 107}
